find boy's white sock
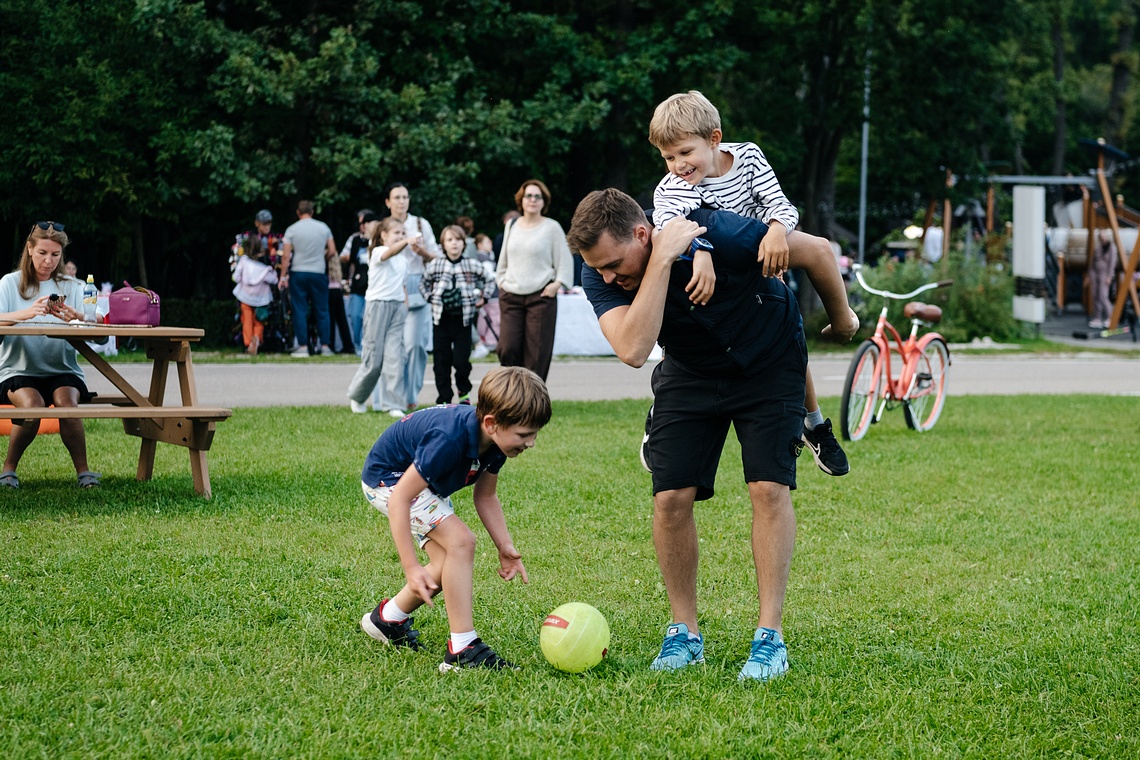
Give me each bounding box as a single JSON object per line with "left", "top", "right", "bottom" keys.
{"left": 450, "top": 630, "right": 478, "bottom": 652}
{"left": 381, "top": 599, "right": 410, "bottom": 623}
{"left": 805, "top": 409, "right": 825, "bottom": 430}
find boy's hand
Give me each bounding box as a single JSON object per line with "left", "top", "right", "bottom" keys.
{"left": 404, "top": 564, "right": 439, "bottom": 606}
{"left": 497, "top": 544, "right": 529, "bottom": 584}
{"left": 821, "top": 307, "right": 860, "bottom": 343}
{"left": 685, "top": 249, "right": 716, "bottom": 305}
{"left": 757, "top": 222, "right": 790, "bottom": 278}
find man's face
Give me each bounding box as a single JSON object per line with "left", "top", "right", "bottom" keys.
{"left": 386, "top": 187, "right": 410, "bottom": 218}
{"left": 255, "top": 220, "right": 271, "bottom": 235}
{"left": 658, "top": 132, "right": 722, "bottom": 185}
{"left": 579, "top": 225, "right": 652, "bottom": 291}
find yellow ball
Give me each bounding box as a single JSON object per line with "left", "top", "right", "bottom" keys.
{"left": 540, "top": 602, "right": 610, "bottom": 673}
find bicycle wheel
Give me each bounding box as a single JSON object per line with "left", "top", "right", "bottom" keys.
{"left": 840, "top": 340, "right": 882, "bottom": 441}
{"left": 904, "top": 336, "right": 949, "bottom": 432}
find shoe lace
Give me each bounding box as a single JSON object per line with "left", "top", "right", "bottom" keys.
{"left": 749, "top": 635, "right": 781, "bottom": 665}
{"left": 658, "top": 631, "right": 693, "bottom": 661}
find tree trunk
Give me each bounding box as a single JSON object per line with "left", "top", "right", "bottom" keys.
{"left": 1105, "top": 1, "right": 1137, "bottom": 147}
{"left": 134, "top": 213, "right": 148, "bottom": 289}
{"left": 1051, "top": 15, "right": 1067, "bottom": 176}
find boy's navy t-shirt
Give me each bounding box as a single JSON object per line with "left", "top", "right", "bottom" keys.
{"left": 362, "top": 404, "right": 506, "bottom": 497}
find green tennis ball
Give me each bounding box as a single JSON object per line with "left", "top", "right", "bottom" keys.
{"left": 540, "top": 602, "right": 610, "bottom": 673}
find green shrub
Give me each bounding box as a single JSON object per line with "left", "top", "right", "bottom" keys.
{"left": 161, "top": 298, "right": 239, "bottom": 348}
{"left": 849, "top": 252, "right": 1018, "bottom": 343}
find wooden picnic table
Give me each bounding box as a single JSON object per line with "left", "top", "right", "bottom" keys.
{"left": 0, "top": 323, "right": 232, "bottom": 497}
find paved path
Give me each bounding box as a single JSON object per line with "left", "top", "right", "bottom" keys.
{"left": 84, "top": 351, "right": 1139, "bottom": 408}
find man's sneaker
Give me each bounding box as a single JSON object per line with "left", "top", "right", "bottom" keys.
{"left": 738, "top": 627, "right": 789, "bottom": 682}
{"left": 650, "top": 622, "right": 705, "bottom": 671}
{"left": 350, "top": 399, "right": 368, "bottom": 414}
{"left": 320, "top": 345, "right": 335, "bottom": 356}
{"left": 801, "top": 418, "right": 850, "bottom": 476}
{"left": 639, "top": 405, "right": 654, "bottom": 473}
{"left": 290, "top": 347, "right": 311, "bottom": 358}
{"left": 438, "top": 638, "right": 518, "bottom": 672}
{"left": 360, "top": 601, "right": 422, "bottom": 650}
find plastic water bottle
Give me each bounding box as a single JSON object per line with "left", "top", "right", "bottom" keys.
{"left": 82, "top": 274, "right": 98, "bottom": 322}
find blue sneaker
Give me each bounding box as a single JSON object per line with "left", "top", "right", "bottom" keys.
{"left": 738, "top": 627, "right": 789, "bottom": 682}
{"left": 650, "top": 622, "right": 705, "bottom": 671}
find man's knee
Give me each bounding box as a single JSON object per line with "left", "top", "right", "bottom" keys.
{"left": 654, "top": 488, "right": 697, "bottom": 520}
{"left": 748, "top": 481, "right": 792, "bottom": 512}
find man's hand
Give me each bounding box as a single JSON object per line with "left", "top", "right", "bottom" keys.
{"left": 403, "top": 563, "right": 439, "bottom": 606}
{"left": 757, "top": 222, "right": 790, "bottom": 278}
{"left": 821, "top": 307, "right": 860, "bottom": 344}
{"left": 497, "top": 544, "right": 529, "bottom": 583}
{"left": 651, "top": 217, "right": 706, "bottom": 267}
{"left": 685, "top": 249, "right": 716, "bottom": 305}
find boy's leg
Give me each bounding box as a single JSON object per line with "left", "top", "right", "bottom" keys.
{"left": 800, "top": 363, "right": 849, "bottom": 476}
{"left": 432, "top": 321, "right": 454, "bottom": 404}
{"left": 453, "top": 315, "right": 474, "bottom": 399}
{"left": 421, "top": 515, "right": 477, "bottom": 635}
{"left": 785, "top": 231, "right": 858, "bottom": 342}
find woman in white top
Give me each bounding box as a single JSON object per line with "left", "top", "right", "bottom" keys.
{"left": 494, "top": 179, "right": 574, "bottom": 381}
{"left": 0, "top": 222, "right": 102, "bottom": 489}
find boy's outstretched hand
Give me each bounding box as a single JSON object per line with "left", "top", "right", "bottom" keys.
{"left": 404, "top": 564, "right": 439, "bottom": 607}
{"left": 497, "top": 544, "right": 529, "bottom": 584}
{"left": 821, "top": 307, "right": 860, "bottom": 344}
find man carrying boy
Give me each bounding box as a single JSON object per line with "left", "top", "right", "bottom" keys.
{"left": 567, "top": 188, "right": 806, "bottom": 682}
{"left": 647, "top": 91, "right": 857, "bottom": 476}
{"left": 358, "top": 366, "right": 550, "bottom": 671}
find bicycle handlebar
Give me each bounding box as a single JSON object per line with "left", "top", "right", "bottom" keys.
{"left": 851, "top": 264, "right": 953, "bottom": 301}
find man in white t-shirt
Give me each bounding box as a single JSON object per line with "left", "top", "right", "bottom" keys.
{"left": 281, "top": 200, "right": 338, "bottom": 357}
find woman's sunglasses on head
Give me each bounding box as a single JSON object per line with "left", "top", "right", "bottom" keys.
{"left": 35, "top": 221, "right": 65, "bottom": 232}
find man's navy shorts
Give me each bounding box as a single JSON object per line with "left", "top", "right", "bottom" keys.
{"left": 646, "top": 335, "right": 807, "bottom": 501}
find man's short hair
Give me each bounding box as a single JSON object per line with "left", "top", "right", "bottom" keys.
{"left": 566, "top": 188, "right": 647, "bottom": 255}
{"left": 648, "top": 90, "right": 721, "bottom": 149}
{"left": 476, "top": 367, "right": 551, "bottom": 430}
{"left": 255, "top": 209, "right": 273, "bottom": 223}
{"left": 296, "top": 199, "right": 315, "bottom": 216}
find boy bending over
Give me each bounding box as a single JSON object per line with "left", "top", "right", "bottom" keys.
{"left": 359, "top": 366, "right": 551, "bottom": 671}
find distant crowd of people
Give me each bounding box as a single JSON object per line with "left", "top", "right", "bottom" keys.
{"left": 229, "top": 179, "right": 574, "bottom": 411}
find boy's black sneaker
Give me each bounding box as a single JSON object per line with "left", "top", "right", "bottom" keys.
{"left": 360, "top": 600, "right": 422, "bottom": 650}
{"left": 639, "top": 405, "right": 654, "bottom": 473}
{"left": 801, "top": 418, "right": 850, "bottom": 476}
{"left": 438, "top": 638, "right": 519, "bottom": 672}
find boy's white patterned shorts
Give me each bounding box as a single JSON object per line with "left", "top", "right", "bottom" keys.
{"left": 362, "top": 480, "right": 454, "bottom": 548}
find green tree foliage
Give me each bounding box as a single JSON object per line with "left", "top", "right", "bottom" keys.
{"left": 1, "top": 0, "right": 1139, "bottom": 297}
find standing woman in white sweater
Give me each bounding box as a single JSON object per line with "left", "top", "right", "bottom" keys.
{"left": 495, "top": 179, "right": 574, "bottom": 381}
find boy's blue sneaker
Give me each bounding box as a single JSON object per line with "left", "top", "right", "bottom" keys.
{"left": 738, "top": 627, "right": 789, "bottom": 682}
{"left": 650, "top": 622, "right": 705, "bottom": 671}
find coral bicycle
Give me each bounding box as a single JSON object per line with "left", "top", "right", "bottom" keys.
{"left": 840, "top": 264, "right": 953, "bottom": 441}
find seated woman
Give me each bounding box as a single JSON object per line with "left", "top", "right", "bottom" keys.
{"left": 0, "top": 222, "right": 101, "bottom": 489}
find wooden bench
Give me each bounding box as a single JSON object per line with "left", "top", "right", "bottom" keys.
{"left": 0, "top": 402, "right": 232, "bottom": 496}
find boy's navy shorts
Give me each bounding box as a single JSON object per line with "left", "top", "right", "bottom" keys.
{"left": 646, "top": 335, "right": 807, "bottom": 501}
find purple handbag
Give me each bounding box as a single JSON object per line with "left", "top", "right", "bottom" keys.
{"left": 107, "top": 282, "right": 161, "bottom": 326}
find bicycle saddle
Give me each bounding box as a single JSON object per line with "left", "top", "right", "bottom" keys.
{"left": 903, "top": 302, "right": 942, "bottom": 323}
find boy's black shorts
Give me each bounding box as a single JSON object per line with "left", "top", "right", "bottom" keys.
{"left": 647, "top": 336, "right": 807, "bottom": 501}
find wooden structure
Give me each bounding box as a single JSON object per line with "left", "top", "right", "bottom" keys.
{"left": 0, "top": 324, "right": 232, "bottom": 496}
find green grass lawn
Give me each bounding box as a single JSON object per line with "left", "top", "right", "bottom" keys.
{"left": 2, "top": 397, "right": 1138, "bottom": 758}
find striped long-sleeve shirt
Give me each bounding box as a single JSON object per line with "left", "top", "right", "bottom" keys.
{"left": 652, "top": 142, "right": 799, "bottom": 232}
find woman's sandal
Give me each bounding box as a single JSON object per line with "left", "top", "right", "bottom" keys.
{"left": 77, "top": 471, "right": 102, "bottom": 488}
{"left": 0, "top": 470, "right": 18, "bottom": 489}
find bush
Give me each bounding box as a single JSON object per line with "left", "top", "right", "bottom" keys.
{"left": 848, "top": 252, "right": 1019, "bottom": 343}
{"left": 161, "top": 298, "right": 238, "bottom": 349}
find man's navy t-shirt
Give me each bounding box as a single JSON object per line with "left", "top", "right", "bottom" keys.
{"left": 362, "top": 405, "right": 505, "bottom": 497}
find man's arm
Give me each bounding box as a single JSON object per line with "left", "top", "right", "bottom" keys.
{"left": 595, "top": 218, "right": 705, "bottom": 368}
{"left": 325, "top": 236, "right": 337, "bottom": 260}
{"left": 472, "top": 473, "right": 528, "bottom": 583}
{"left": 278, "top": 242, "right": 293, "bottom": 290}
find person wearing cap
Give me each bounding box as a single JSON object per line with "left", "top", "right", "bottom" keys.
{"left": 230, "top": 209, "right": 284, "bottom": 273}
